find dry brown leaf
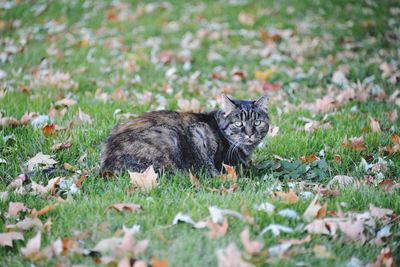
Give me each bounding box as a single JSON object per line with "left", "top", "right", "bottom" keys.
{"left": 267, "top": 125, "right": 279, "bottom": 137}
{"left": 31, "top": 203, "right": 59, "bottom": 217}
{"left": 370, "top": 118, "right": 382, "bottom": 133}
{"left": 379, "top": 180, "right": 400, "bottom": 193}
{"left": 343, "top": 136, "right": 367, "bottom": 151}
{"left": 8, "top": 202, "right": 28, "bottom": 217}
{"left": 337, "top": 220, "right": 365, "bottom": 242}
{"left": 76, "top": 108, "right": 92, "bottom": 124}
{"left": 129, "top": 165, "right": 158, "bottom": 193}
{"left": 177, "top": 98, "right": 202, "bottom": 112}
{"left": 21, "top": 232, "right": 42, "bottom": 261}
{"left": 368, "top": 247, "right": 395, "bottom": 267}
{"left": 304, "top": 219, "right": 331, "bottom": 235}
{"left": 25, "top": 152, "right": 58, "bottom": 172}
{"left": 190, "top": 174, "right": 202, "bottom": 189}
{"left": 219, "top": 164, "right": 237, "bottom": 183}
{"left": 216, "top": 242, "right": 254, "bottom": 267}
{"left": 303, "top": 195, "right": 326, "bottom": 221}
{"left": 107, "top": 203, "right": 142, "bottom": 213}
{"left": 8, "top": 173, "right": 27, "bottom": 189}
{"left": 0, "top": 232, "right": 24, "bottom": 247}
{"left": 369, "top": 204, "right": 393, "bottom": 220}
{"left": 280, "top": 235, "right": 312, "bottom": 246}
{"left": 206, "top": 218, "right": 228, "bottom": 239}
{"left": 238, "top": 12, "right": 255, "bottom": 26}
{"left": 276, "top": 189, "right": 299, "bottom": 204}
{"left": 51, "top": 142, "right": 72, "bottom": 152}
{"left": 117, "top": 228, "right": 149, "bottom": 258}
{"left": 54, "top": 98, "right": 76, "bottom": 108}
{"left": 240, "top": 227, "right": 263, "bottom": 255}
{"left": 14, "top": 217, "right": 43, "bottom": 231}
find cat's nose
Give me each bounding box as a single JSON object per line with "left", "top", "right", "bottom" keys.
{"left": 245, "top": 134, "right": 254, "bottom": 139}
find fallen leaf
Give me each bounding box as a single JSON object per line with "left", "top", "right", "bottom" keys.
{"left": 76, "top": 108, "right": 92, "bottom": 124}
{"left": 368, "top": 247, "right": 395, "bottom": 267}
{"left": 151, "top": 257, "right": 169, "bottom": 267}
{"left": 216, "top": 242, "right": 254, "bottom": 267}
{"left": 370, "top": 118, "right": 382, "bottom": 133}
{"left": 189, "top": 174, "right": 202, "bottom": 189}
{"left": 255, "top": 69, "right": 273, "bottom": 81}
{"left": 42, "top": 123, "right": 56, "bottom": 137}
{"left": 267, "top": 125, "right": 279, "bottom": 137}
{"left": 280, "top": 235, "right": 312, "bottom": 246}
{"left": 328, "top": 175, "right": 358, "bottom": 189}
{"left": 129, "top": 165, "right": 158, "bottom": 193}
{"left": 107, "top": 203, "right": 142, "bottom": 213}
{"left": 254, "top": 202, "right": 275, "bottom": 215}
{"left": 379, "top": 180, "right": 400, "bottom": 193}
{"left": 278, "top": 209, "right": 299, "bottom": 220}
{"left": 268, "top": 243, "right": 291, "bottom": 257}
{"left": 8, "top": 202, "right": 28, "bottom": 217}
{"left": 303, "top": 195, "right": 327, "bottom": 221}
{"left": 240, "top": 227, "right": 263, "bottom": 255}
{"left": 369, "top": 204, "right": 393, "bottom": 220}
{"left": 206, "top": 218, "right": 228, "bottom": 239}
{"left": 343, "top": 136, "right": 367, "bottom": 151}
{"left": 260, "top": 224, "right": 294, "bottom": 236}
{"left": 31, "top": 203, "right": 59, "bottom": 217}
{"left": 51, "top": 142, "right": 72, "bottom": 152}
{"left": 219, "top": 164, "right": 237, "bottom": 183}
{"left": 21, "top": 232, "right": 42, "bottom": 261}
{"left": 25, "top": 152, "right": 58, "bottom": 172}
{"left": 54, "top": 98, "right": 76, "bottom": 108}
{"left": 276, "top": 189, "right": 299, "bottom": 204}
{"left": 8, "top": 173, "right": 27, "bottom": 189}
{"left": 313, "top": 245, "right": 334, "bottom": 259}
{"left": 13, "top": 217, "right": 43, "bottom": 231}
{"left": 172, "top": 212, "right": 207, "bottom": 229}
{"left": 208, "top": 206, "right": 246, "bottom": 223}
{"left": 238, "top": 12, "right": 255, "bottom": 26}
{"left": 0, "top": 232, "right": 24, "bottom": 247}
{"left": 337, "top": 219, "right": 365, "bottom": 242}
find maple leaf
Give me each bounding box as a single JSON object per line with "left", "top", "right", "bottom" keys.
{"left": 216, "top": 242, "right": 254, "bottom": 267}
{"left": 42, "top": 123, "right": 56, "bottom": 137}
{"left": 276, "top": 189, "right": 299, "bottom": 204}
{"left": 51, "top": 142, "right": 72, "bottom": 152}
{"left": 303, "top": 195, "right": 327, "bottom": 221}
{"left": 21, "top": 232, "right": 42, "bottom": 261}
{"left": 240, "top": 227, "right": 263, "bottom": 255}
{"left": 107, "top": 203, "right": 142, "bottom": 213}
{"left": 7, "top": 202, "right": 28, "bottom": 217}
{"left": 206, "top": 218, "right": 228, "bottom": 239}
{"left": 25, "top": 152, "right": 58, "bottom": 172}
{"left": 0, "top": 232, "right": 24, "bottom": 247}
{"left": 12, "top": 217, "right": 43, "bottom": 231}
{"left": 369, "top": 204, "right": 393, "bottom": 220}
{"left": 129, "top": 165, "right": 158, "bottom": 193}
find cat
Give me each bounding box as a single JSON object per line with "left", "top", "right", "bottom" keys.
{"left": 100, "top": 94, "right": 269, "bottom": 176}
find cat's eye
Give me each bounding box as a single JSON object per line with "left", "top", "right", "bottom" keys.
{"left": 234, "top": 121, "right": 243, "bottom": 127}
{"left": 254, "top": 120, "right": 262, "bottom": 126}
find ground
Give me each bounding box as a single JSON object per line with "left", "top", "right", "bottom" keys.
{"left": 1, "top": 0, "right": 400, "bottom": 266}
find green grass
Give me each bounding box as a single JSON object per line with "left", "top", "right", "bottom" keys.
{"left": 1, "top": 0, "right": 400, "bottom": 266}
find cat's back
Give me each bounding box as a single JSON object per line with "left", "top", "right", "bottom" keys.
{"left": 100, "top": 110, "right": 218, "bottom": 174}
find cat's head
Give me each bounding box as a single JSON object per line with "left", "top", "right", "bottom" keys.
{"left": 215, "top": 94, "right": 269, "bottom": 149}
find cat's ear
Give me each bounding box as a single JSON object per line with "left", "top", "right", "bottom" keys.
{"left": 255, "top": 95, "right": 268, "bottom": 110}
{"left": 220, "top": 94, "right": 236, "bottom": 116}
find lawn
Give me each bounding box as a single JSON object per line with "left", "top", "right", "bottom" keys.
{"left": 1, "top": 0, "right": 400, "bottom": 266}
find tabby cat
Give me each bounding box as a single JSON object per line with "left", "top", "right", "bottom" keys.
{"left": 100, "top": 94, "right": 269, "bottom": 176}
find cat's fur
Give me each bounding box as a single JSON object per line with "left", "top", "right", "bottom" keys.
{"left": 100, "top": 95, "right": 269, "bottom": 176}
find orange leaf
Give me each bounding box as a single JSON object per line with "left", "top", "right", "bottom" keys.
{"left": 151, "top": 257, "right": 168, "bottom": 267}
{"left": 276, "top": 189, "right": 299, "bottom": 204}
{"left": 42, "top": 123, "right": 56, "bottom": 137}
{"left": 107, "top": 203, "right": 142, "bottom": 213}
{"left": 129, "top": 165, "right": 158, "bottom": 193}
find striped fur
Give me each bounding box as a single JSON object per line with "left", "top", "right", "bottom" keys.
{"left": 100, "top": 95, "right": 269, "bottom": 176}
